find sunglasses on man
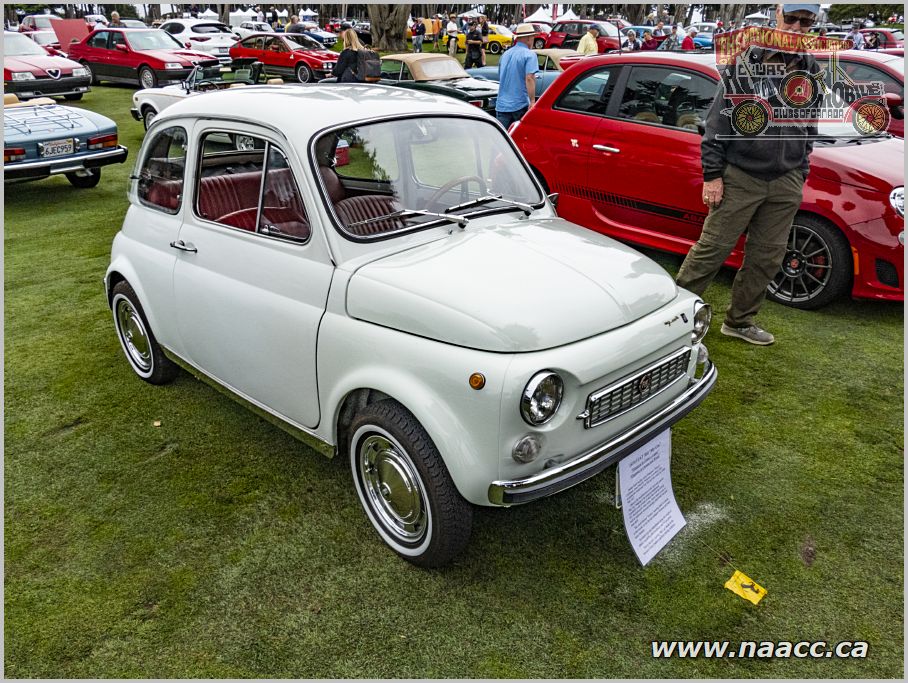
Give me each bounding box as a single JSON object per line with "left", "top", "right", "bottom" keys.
{"left": 783, "top": 14, "right": 815, "bottom": 27}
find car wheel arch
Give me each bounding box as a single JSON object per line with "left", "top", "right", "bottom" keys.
{"left": 104, "top": 265, "right": 166, "bottom": 340}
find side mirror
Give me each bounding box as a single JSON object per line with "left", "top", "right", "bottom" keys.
{"left": 547, "top": 192, "right": 559, "bottom": 209}
{"left": 884, "top": 92, "right": 904, "bottom": 119}
{"left": 115, "top": 43, "right": 128, "bottom": 52}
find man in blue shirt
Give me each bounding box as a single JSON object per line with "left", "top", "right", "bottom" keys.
{"left": 494, "top": 23, "right": 539, "bottom": 128}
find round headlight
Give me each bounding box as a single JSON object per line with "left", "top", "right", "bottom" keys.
{"left": 890, "top": 187, "right": 904, "bottom": 217}
{"left": 692, "top": 302, "right": 711, "bottom": 344}
{"left": 520, "top": 371, "right": 564, "bottom": 426}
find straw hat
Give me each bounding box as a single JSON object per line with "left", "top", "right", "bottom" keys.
{"left": 512, "top": 23, "right": 538, "bottom": 37}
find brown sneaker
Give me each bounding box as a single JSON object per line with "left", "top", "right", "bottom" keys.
{"left": 720, "top": 323, "right": 775, "bottom": 345}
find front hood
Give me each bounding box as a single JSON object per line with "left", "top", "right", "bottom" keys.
{"left": 435, "top": 76, "right": 499, "bottom": 96}
{"left": 346, "top": 217, "right": 678, "bottom": 352}
{"left": 137, "top": 48, "right": 213, "bottom": 64}
{"left": 810, "top": 137, "right": 905, "bottom": 192}
{"left": 5, "top": 54, "right": 80, "bottom": 74}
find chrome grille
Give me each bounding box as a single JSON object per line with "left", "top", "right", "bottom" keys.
{"left": 583, "top": 348, "right": 691, "bottom": 428}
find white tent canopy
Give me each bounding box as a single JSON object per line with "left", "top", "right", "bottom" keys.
{"left": 559, "top": 9, "right": 580, "bottom": 21}
{"left": 524, "top": 7, "right": 553, "bottom": 22}
{"left": 277, "top": 9, "right": 288, "bottom": 17}
{"left": 457, "top": 9, "right": 485, "bottom": 18}
{"left": 199, "top": 8, "right": 217, "bottom": 18}
{"left": 745, "top": 12, "right": 770, "bottom": 19}
{"left": 228, "top": 8, "right": 256, "bottom": 26}
{"left": 300, "top": 8, "right": 318, "bottom": 18}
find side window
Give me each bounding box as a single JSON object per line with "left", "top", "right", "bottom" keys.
{"left": 137, "top": 126, "right": 187, "bottom": 214}
{"left": 266, "top": 36, "right": 284, "bottom": 52}
{"left": 110, "top": 31, "right": 126, "bottom": 49}
{"left": 400, "top": 64, "right": 413, "bottom": 81}
{"left": 380, "top": 60, "right": 402, "bottom": 79}
{"left": 195, "top": 132, "right": 308, "bottom": 242}
{"left": 618, "top": 66, "right": 716, "bottom": 129}
{"left": 88, "top": 31, "right": 109, "bottom": 49}
{"left": 838, "top": 62, "right": 903, "bottom": 98}
{"left": 555, "top": 67, "right": 619, "bottom": 115}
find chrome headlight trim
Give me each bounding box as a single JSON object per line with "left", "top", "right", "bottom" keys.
{"left": 520, "top": 371, "right": 564, "bottom": 426}
{"left": 890, "top": 187, "right": 904, "bottom": 217}
{"left": 692, "top": 301, "right": 712, "bottom": 344}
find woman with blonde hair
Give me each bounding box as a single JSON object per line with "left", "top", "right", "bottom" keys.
{"left": 333, "top": 28, "right": 366, "bottom": 82}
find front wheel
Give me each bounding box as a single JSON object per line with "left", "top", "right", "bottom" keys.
{"left": 295, "top": 63, "right": 313, "bottom": 83}
{"left": 112, "top": 281, "right": 178, "bottom": 384}
{"left": 766, "top": 215, "right": 852, "bottom": 309}
{"left": 488, "top": 41, "right": 502, "bottom": 54}
{"left": 533, "top": 37, "right": 546, "bottom": 49}
{"left": 349, "top": 400, "right": 473, "bottom": 567}
{"left": 138, "top": 65, "right": 157, "bottom": 89}
{"left": 65, "top": 168, "right": 101, "bottom": 188}
{"left": 81, "top": 61, "right": 98, "bottom": 85}
{"left": 142, "top": 107, "right": 157, "bottom": 130}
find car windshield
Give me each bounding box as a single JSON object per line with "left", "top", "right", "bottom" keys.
{"left": 314, "top": 116, "right": 544, "bottom": 240}
{"left": 417, "top": 58, "right": 468, "bottom": 80}
{"left": 285, "top": 34, "right": 323, "bottom": 50}
{"left": 191, "top": 23, "right": 232, "bottom": 34}
{"left": 493, "top": 25, "right": 513, "bottom": 37}
{"left": 31, "top": 32, "right": 57, "bottom": 46}
{"left": 127, "top": 30, "right": 186, "bottom": 50}
{"left": 6, "top": 32, "right": 48, "bottom": 56}
{"left": 33, "top": 16, "right": 58, "bottom": 29}
{"left": 888, "top": 29, "right": 904, "bottom": 39}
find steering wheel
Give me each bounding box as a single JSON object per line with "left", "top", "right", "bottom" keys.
{"left": 426, "top": 175, "right": 488, "bottom": 212}
{"left": 194, "top": 80, "right": 218, "bottom": 92}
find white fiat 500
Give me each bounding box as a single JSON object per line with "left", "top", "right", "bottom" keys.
{"left": 106, "top": 85, "right": 717, "bottom": 567}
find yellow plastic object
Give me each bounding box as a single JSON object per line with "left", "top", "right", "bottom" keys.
{"left": 724, "top": 570, "right": 766, "bottom": 605}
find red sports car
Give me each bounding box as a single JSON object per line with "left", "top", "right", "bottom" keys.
{"left": 66, "top": 28, "right": 215, "bottom": 89}
{"left": 512, "top": 51, "right": 904, "bottom": 309}
{"left": 4, "top": 31, "right": 90, "bottom": 100}
{"left": 229, "top": 32, "right": 338, "bottom": 83}
{"left": 544, "top": 19, "right": 621, "bottom": 52}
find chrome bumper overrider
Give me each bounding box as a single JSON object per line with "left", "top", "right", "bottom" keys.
{"left": 488, "top": 357, "right": 717, "bottom": 506}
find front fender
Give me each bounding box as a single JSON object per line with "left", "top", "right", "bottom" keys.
{"left": 318, "top": 312, "right": 513, "bottom": 505}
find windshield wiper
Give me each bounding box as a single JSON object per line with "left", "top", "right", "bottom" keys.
{"left": 346, "top": 208, "right": 470, "bottom": 230}
{"left": 444, "top": 193, "right": 535, "bottom": 217}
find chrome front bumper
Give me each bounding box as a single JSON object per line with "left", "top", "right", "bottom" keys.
{"left": 487, "top": 358, "right": 717, "bottom": 506}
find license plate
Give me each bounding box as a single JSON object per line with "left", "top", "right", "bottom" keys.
{"left": 488, "top": 97, "right": 497, "bottom": 108}
{"left": 41, "top": 138, "right": 74, "bottom": 157}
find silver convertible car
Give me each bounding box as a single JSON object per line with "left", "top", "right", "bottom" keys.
{"left": 106, "top": 85, "right": 716, "bottom": 566}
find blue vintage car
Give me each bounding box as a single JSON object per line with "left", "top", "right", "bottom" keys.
{"left": 4, "top": 95, "right": 128, "bottom": 188}
{"left": 466, "top": 48, "right": 578, "bottom": 97}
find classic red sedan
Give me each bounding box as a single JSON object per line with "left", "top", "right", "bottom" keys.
{"left": 544, "top": 19, "right": 621, "bottom": 52}
{"left": 512, "top": 51, "right": 904, "bottom": 308}
{"left": 860, "top": 27, "right": 904, "bottom": 49}
{"left": 18, "top": 14, "right": 61, "bottom": 33}
{"left": 66, "top": 28, "right": 215, "bottom": 89}
{"left": 814, "top": 50, "right": 903, "bottom": 138}
{"left": 4, "top": 31, "right": 90, "bottom": 100}
{"left": 229, "top": 32, "right": 338, "bottom": 83}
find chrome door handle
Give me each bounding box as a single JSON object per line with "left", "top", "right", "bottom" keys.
{"left": 169, "top": 240, "right": 197, "bottom": 253}
{"left": 593, "top": 144, "right": 621, "bottom": 153}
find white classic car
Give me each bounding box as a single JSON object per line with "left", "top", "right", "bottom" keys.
{"left": 106, "top": 85, "right": 717, "bottom": 567}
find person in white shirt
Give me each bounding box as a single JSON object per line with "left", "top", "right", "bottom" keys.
{"left": 446, "top": 15, "right": 459, "bottom": 56}
{"left": 845, "top": 23, "right": 865, "bottom": 49}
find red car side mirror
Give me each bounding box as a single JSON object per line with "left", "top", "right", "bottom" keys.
{"left": 115, "top": 43, "right": 129, "bottom": 52}
{"left": 185, "top": 42, "right": 192, "bottom": 48}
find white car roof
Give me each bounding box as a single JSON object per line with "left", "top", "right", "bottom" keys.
{"left": 158, "top": 84, "right": 488, "bottom": 135}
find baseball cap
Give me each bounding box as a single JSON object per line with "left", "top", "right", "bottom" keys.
{"left": 781, "top": 4, "right": 820, "bottom": 15}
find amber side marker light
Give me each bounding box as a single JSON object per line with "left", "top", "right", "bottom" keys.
{"left": 469, "top": 373, "right": 486, "bottom": 390}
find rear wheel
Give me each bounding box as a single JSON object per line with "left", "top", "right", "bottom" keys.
{"left": 349, "top": 400, "right": 472, "bottom": 567}
{"left": 766, "top": 215, "right": 852, "bottom": 309}
{"left": 65, "top": 169, "right": 101, "bottom": 188}
{"left": 138, "top": 65, "right": 157, "bottom": 89}
{"left": 488, "top": 41, "right": 502, "bottom": 54}
{"left": 63, "top": 93, "right": 83, "bottom": 101}
{"left": 295, "top": 63, "right": 313, "bottom": 83}
{"left": 81, "top": 61, "right": 98, "bottom": 85}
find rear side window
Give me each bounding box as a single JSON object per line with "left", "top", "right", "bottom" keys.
{"left": 194, "top": 132, "right": 309, "bottom": 242}
{"left": 137, "top": 126, "right": 188, "bottom": 214}
{"left": 555, "top": 67, "right": 619, "bottom": 115}
{"left": 88, "top": 31, "right": 109, "bottom": 48}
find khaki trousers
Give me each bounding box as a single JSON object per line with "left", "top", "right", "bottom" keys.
{"left": 676, "top": 164, "right": 804, "bottom": 327}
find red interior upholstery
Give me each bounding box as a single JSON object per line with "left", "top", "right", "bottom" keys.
{"left": 335, "top": 195, "right": 404, "bottom": 236}
{"left": 319, "top": 166, "right": 346, "bottom": 204}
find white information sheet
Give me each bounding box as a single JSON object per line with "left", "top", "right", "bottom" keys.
{"left": 617, "top": 430, "right": 686, "bottom": 566}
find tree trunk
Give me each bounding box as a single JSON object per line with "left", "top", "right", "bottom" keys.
{"left": 217, "top": 4, "right": 229, "bottom": 25}
{"left": 673, "top": 4, "right": 688, "bottom": 24}
{"left": 366, "top": 4, "right": 410, "bottom": 51}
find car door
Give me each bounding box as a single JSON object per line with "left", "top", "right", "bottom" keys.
{"left": 522, "top": 64, "right": 622, "bottom": 228}
{"left": 83, "top": 29, "right": 111, "bottom": 78}
{"left": 587, "top": 63, "right": 717, "bottom": 248}
{"left": 233, "top": 35, "right": 263, "bottom": 63}
{"left": 108, "top": 30, "right": 135, "bottom": 82}
{"left": 263, "top": 36, "right": 292, "bottom": 76}
{"left": 171, "top": 123, "right": 332, "bottom": 429}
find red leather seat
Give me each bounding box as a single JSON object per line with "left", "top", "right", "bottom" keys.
{"left": 335, "top": 195, "right": 404, "bottom": 236}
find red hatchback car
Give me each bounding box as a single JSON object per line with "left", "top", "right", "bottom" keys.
{"left": 544, "top": 19, "right": 621, "bottom": 53}
{"left": 229, "top": 32, "right": 338, "bottom": 83}
{"left": 513, "top": 52, "right": 904, "bottom": 308}
{"left": 66, "top": 28, "right": 215, "bottom": 89}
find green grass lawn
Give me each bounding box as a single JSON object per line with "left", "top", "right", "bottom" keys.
{"left": 4, "top": 84, "right": 904, "bottom": 678}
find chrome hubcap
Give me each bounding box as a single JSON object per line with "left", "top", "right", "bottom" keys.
{"left": 769, "top": 224, "right": 832, "bottom": 303}
{"left": 359, "top": 434, "right": 427, "bottom": 542}
{"left": 116, "top": 298, "right": 152, "bottom": 372}
{"left": 140, "top": 70, "right": 154, "bottom": 88}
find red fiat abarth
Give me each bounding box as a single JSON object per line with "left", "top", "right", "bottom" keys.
{"left": 512, "top": 51, "right": 904, "bottom": 309}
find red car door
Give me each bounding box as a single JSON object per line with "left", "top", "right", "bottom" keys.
{"left": 586, "top": 63, "right": 719, "bottom": 249}
{"left": 80, "top": 29, "right": 112, "bottom": 79}
{"left": 231, "top": 34, "right": 266, "bottom": 65}
{"left": 262, "top": 35, "right": 293, "bottom": 78}
{"left": 513, "top": 64, "right": 622, "bottom": 227}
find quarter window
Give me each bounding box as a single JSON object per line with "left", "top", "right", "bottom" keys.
{"left": 618, "top": 66, "right": 716, "bottom": 129}
{"left": 195, "top": 132, "right": 309, "bottom": 241}
{"left": 555, "top": 67, "right": 619, "bottom": 115}
{"left": 137, "top": 126, "right": 188, "bottom": 214}
{"left": 88, "top": 31, "right": 109, "bottom": 48}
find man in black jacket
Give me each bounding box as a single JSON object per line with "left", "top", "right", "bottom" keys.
{"left": 676, "top": 3, "right": 820, "bottom": 345}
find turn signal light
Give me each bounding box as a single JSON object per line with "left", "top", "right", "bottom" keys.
{"left": 4, "top": 147, "right": 26, "bottom": 162}
{"left": 467, "top": 99, "right": 484, "bottom": 107}
{"left": 87, "top": 134, "right": 118, "bottom": 150}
